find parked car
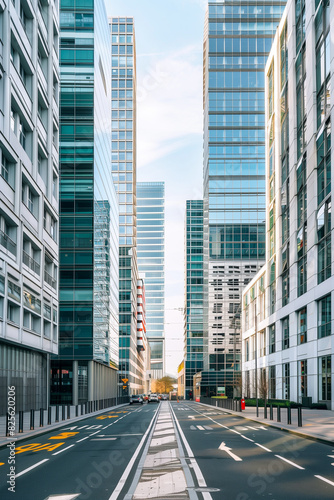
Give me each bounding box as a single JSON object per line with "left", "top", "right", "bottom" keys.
{"left": 162, "top": 394, "right": 168, "bottom": 400}
{"left": 148, "top": 393, "right": 159, "bottom": 403}
{"left": 130, "top": 394, "right": 143, "bottom": 405}
{"left": 158, "top": 394, "right": 162, "bottom": 400}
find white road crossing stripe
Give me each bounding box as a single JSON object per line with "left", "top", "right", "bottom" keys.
{"left": 254, "top": 443, "right": 271, "bottom": 452}
{"left": 246, "top": 426, "right": 260, "bottom": 431}
{"left": 218, "top": 442, "right": 242, "bottom": 461}
{"left": 197, "top": 425, "right": 205, "bottom": 430}
{"left": 204, "top": 426, "right": 213, "bottom": 430}
{"left": 44, "top": 495, "right": 80, "bottom": 500}
{"left": 275, "top": 455, "right": 305, "bottom": 470}
{"left": 91, "top": 438, "right": 117, "bottom": 441}
{"left": 315, "top": 475, "right": 334, "bottom": 487}
{"left": 52, "top": 444, "right": 75, "bottom": 455}
{"left": 16, "top": 459, "right": 49, "bottom": 478}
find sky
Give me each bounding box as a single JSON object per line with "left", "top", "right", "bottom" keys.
{"left": 106, "top": 0, "right": 206, "bottom": 376}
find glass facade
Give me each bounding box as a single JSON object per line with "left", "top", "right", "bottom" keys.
{"left": 184, "top": 201, "right": 203, "bottom": 399}
{"left": 137, "top": 182, "right": 165, "bottom": 379}
{"left": 52, "top": 0, "right": 119, "bottom": 404}
{"left": 110, "top": 18, "right": 146, "bottom": 394}
{"left": 203, "top": 1, "right": 286, "bottom": 393}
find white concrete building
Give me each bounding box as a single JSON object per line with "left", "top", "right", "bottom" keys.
{"left": 242, "top": 0, "right": 334, "bottom": 409}
{"left": 0, "top": 0, "right": 59, "bottom": 413}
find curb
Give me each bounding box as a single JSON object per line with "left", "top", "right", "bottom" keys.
{"left": 195, "top": 401, "right": 334, "bottom": 447}
{"left": 0, "top": 403, "right": 129, "bottom": 449}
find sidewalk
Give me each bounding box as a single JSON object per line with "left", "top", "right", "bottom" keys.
{"left": 202, "top": 402, "right": 334, "bottom": 445}
{"left": 0, "top": 403, "right": 128, "bottom": 448}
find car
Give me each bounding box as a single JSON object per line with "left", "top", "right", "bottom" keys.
{"left": 162, "top": 394, "right": 168, "bottom": 400}
{"left": 158, "top": 394, "right": 162, "bottom": 400}
{"left": 148, "top": 393, "right": 159, "bottom": 403}
{"left": 130, "top": 394, "right": 143, "bottom": 405}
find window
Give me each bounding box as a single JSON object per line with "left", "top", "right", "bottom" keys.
{"left": 283, "top": 362, "right": 290, "bottom": 400}
{"left": 282, "top": 317, "right": 289, "bottom": 350}
{"left": 259, "top": 330, "right": 266, "bottom": 357}
{"left": 297, "top": 156, "right": 307, "bottom": 228}
{"left": 297, "top": 307, "right": 307, "bottom": 344}
{"left": 296, "top": 47, "right": 306, "bottom": 158}
{"left": 295, "top": 0, "right": 305, "bottom": 53}
{"left": 317, "top": 120, "right": 331, "bottom": 205}
{"left": 22, "top": 179, "right": 38, "bottom": 218}
{"left": 299, "top": 360, "right": 308, "bottom": 401}
{"left": 23, "top": 237, "right": 41, "bottom": 275}
{"left": 0, "top": 217, "right": 17, "bottom": 256}
{"left": 318, "top": 294, "right": 331, "bottom": 339}
{"left": 269, "top": 366, "right": 276, "bottom": 399}
{"left": 19, "top": 119, "right": 26, "bottom": 150}
{"left": 1, "top": 153, "right": 15, "bottom": 188}
{"left": 269, "top": 324, "right": 275, "bottom": 354}
{"left": 7, "top": 301, "right": 20, "bottom": 324}
{"left": 44, "top": 207, "right": 57, "bottom": 241}
{"left": 8, "top": 280, "right": 21, "bottom": 303}
{"left": 297, "top": 224, "right": 307, "bottom": 296}
{"left": 281, "top": 244, "right": 289, "bottom": 306}
{"left": 281, "top": 180, "right": 289, "bottom": 244}
{"left": 317, "top": 199, "right": 331, "bottom": 283}
{"left": 316, "top": 2, "right": 330, "bottom": 128}
{"left": 319, "top": 355, "right": 331, "bottom": 402}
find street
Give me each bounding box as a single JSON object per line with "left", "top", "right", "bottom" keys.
{"left": 0, "top": 401, "right": 334, "bottom": 499}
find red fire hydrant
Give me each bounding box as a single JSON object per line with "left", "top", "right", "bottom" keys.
{"left": 241, "top": 398, "right": 246, "bottom": 411}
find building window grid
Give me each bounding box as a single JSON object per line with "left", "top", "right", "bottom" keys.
{"left": 282, "top": 316, "right": 289, "bottom": 350}
{"left": 297, "top": 223, "right": 307, "bottom": 296}
{"left": 317, "top": 198, "right": 331, "bottom": 283}
{"left": 317, "top": 294, "right": 331, "bottom": 339}
{"left": 297, "top": 306, "right": 307, "bottom": 345}
{"left": 315, "top": 1, "right": 331, "bottom": 129}
{"left": 319, "top": 355, "right": 331, "bottom": 402}
{"left": 317, "top": 120, "right": 331, "bottom": 206}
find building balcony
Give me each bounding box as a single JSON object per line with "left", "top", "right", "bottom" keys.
{"left": 11, "top": 62, "right": 32, "bottom": 116}
{"left": 0, "top": 229, "right": 16, "bottom": 256}
{"left": 23, "top": 250, "right": 40, "bottom": 275}
{"left": 37, "top": 10, "right": 48, "bottom": 50}
{"left": 44, "top": 270, "right": 56, "bottom": 289}
{"left": 37, "top": 63, "right": 48, "bottom": 100}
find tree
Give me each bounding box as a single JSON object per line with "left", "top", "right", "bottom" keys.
{"left": 152, "top": 376, "right": 176, "bottom": 394}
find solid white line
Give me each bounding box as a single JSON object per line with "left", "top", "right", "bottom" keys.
{"left": 241, "top": 435, "right": 254, "bottom": 442}
{"left": 229, "top": 429, "right": 241, "bottom": 434}
{"left": 315, "top": 475, "right": 334, "bottom": 487}
{"left": 108, "top": 408, "right": 159, "bottom": 500}
{"left": 15, "top": 459, "right": 49, "bottom": 478}
{"left": 52, "top": 444, "right": 75, "bottom": 455}
{"left": 275, "top": 455, "right": 305, "bottom": 470}
{"left": 255, "top": 443, "right": 271, "bottom": 452}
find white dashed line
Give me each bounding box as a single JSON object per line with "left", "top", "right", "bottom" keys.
{"left": 15, "top": 459, "right": 49, "bottom": 478}
{"left": 52, "top": 444, "right": 75, "bottom": 455}
{"left": 315, "top": 475, "right": 334, "bottom": 487}
{"left": 275, "top": 455, "right": 305, "bottom": 470}
{"left": 254, "top": 443, "right": 271, "bottom": 452}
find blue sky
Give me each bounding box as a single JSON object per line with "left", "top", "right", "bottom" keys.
{"left": 106, "top": 0, "right": 206, "bottom": 376}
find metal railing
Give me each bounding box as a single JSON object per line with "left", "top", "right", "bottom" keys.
{"left": 23, "top": 250, "right": 40, "bottom": 274}
{"left": 44, "top": 270, "right": 56, "bottom": 289}
{"left": 0, "top": 229, "right": 16, "bottom": 256}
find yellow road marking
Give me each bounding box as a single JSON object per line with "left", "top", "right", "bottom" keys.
{"left": 96, "top": 415, "right": 118, "bottom": 420}
{"left": 15, "top": 442, "right": 66, "bottom": 454}
{"left": 0, "top": 463, "right": 4, "bottom": 466}
{"left": 50, "top": 432, "right": 79, "bottom": 440}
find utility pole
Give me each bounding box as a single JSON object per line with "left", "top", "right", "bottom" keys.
{"left": 255, "top": 300, "right": 258, "bottom": 417}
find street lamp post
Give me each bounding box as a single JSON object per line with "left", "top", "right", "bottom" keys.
{"left": 255, "top": 301, "right": 258, "bottom": 417}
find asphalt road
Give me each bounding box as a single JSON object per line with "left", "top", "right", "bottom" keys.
{"left": 171, "top": 401, "right": 334, "bottom": 500}
{"left": 0, "top": 402, "right": 159, "bottom": 500}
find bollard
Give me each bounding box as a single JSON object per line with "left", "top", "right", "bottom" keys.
{"left": 6, "top": 412, "right": 10, "bottom": 437}
{"left": 256, "top": 399, "right": 259, "bottom": 417}
{"left": 55, "top": 405, "right": 59, "bottom": 422}
{"left": 277, "top": 405, "right": 281, "bottom": 423}
{"left": 287, "top": 406, "right": 292, "bottom": 425}
{"left": 264, "top": 403, "right": 267, "bottom": 419}
{"left": 298, "top": 406, "right": 302, "bottom": 427}
{"left": 76, "top": 405, "right": 78, "bottom": 417}
{"left": 62, "top": 405, "right": 66, "bottom": 420}
{"left": 19, "top": 411, "right": 23, "bottom": 433}
{"left": 30, "top": 409, "right": 34, "bottom": 430}
{"left": 81, "top": 403, "right": 84, "bottom": 415}
{"left": 67, "top": 405, "right": 71, "bottom": 419}
{"left": 270, "top": 405, "right": 273, "bottom": 420}
{"left": 48, "top": 407, "right": 52, "bottom": 425}
{"left": 40, "top": 408, "right": 44, "bottom": 427}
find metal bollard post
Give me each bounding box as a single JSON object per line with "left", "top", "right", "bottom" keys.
{"left": 19, "top": 411, "right": 24, "bottom": 433}
{"left": 55, "top": 405, "right": 59, "bottom": 422}
{"left": 81, "top": 403, "right": 84, "bottom": 415}
{"left": 62, "top": 405, "right": 66, "bottom": 420}
{"left": 76, "top": 405, "right": 78, "bottom": 417}
{"left": 6, "top": 413, "right": 10, "bottom": 437}
{"left": 30, "top": 409, "right": 34, "bottom": 430}
{"left": 270, "top": 405, "right": 273, "bottom": 420}
{"left": 264, "top": 404, "right": 267, "bottom": 419}
{"left": 48, "top": 407, "right": 52, "bottom": 425}
{"left": 256, "top": 399, "right": 259, "bottom": 417}
{"left": 287, "top": 406, "right": 292, "bottom": 425}
{"left": 298, "top": 407, "right": 302, "bottom": 427}
{"left": 40, "top": 408, "right": 44, "bottom": 427}
{"left": 277, "top": 405, "right": 281, "bottom": 423}
{"left": 67, "top": 405, "right": 71, "bottom": 419}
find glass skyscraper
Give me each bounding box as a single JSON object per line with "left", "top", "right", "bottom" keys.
{"left": 51, "top": 0, "right": 119, "bottom": 404}
{"left": 110, "top": 18, "right": 147, "bottom": 394}
{"left": 203, "top": 1, "right": 286, "bottom": 396}
{"left": 137, "top": 182, "right": 165, "bottom": 379}
{"left": 184, "top": 201, "right": 204, "bottom": 399}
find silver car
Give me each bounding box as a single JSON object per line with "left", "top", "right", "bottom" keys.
{"left": 148, "top": 393, "right": 159, "bottom": 403}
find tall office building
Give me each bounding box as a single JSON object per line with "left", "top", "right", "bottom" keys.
{"left": 110, "top": 18, "right": 146, "bottom": 394}
{"left": 202, "top": 1, "right": 286, "bottom": 397}
{"left": 137, "top": 182, "right": 165, "bottom": 379}
{"left": 242, "top": 0, "right": 334, "bottom": 410}
{"left": 0, "top": 0, "right": 59, "bottom": 413}
{"left": 184, "top": 201, "right": 204, "bottom": 399}
{"left": 51, "top": 0, "right": 119, "bottom": 404}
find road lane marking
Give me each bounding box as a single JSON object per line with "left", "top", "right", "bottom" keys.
{"left": 254, "top": 443, "right": 271, "bottom": 452}
{"left": 197, "top": 425, "right": 205, "bottom": 430}
{"left": 52, "top": 444, "right": 75, "bottom": 455}
{"left": 218, "top": 442, "right": 242, "bottom": 461}
{"left": 229, "top": 429, "right": 241, "bottom": 434}
{"left": 15, "top": 459, "right": 49, "bottom": 477}
{"left": 50, "top": 432, "right": 79, "bottom": 440}
{"left": 0, "top": 462, "right": 5, "bottom": 466}
{"left": 315, "top": 475, "right": 334, "bottom": 487}
{"left": 241, "top": 435, "right": 254, "bottom": 442}
{"left": 44, "top": 495, "right": 80, "bottom": 500}
{"left": 91, "top": 438, "right": 117, "bottom": 441}
{"left": 204, "top": 426, "right": 213, "bottom": 430}
{"left": 108, "top": 405, "right": 160, "bottom": 500}
{"left": 275, "top": 455, "right": 305, "bottom": 470}
{"left": 246, "top": 426, "right": 260, "bottom": 431}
